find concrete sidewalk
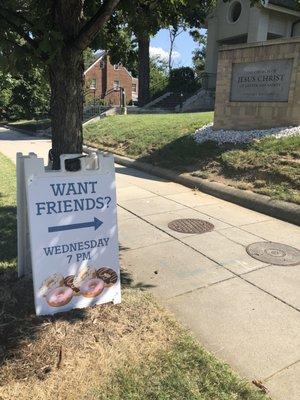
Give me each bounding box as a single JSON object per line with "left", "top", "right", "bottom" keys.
{"left": 1, "top": 126, "right": 300, "bottom": 400}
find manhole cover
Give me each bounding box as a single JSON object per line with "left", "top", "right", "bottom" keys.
{"left": 168, "top": 219, "right": 214, "bottom": 234}
{"left": 246, "top": 242, "right": 300, "bottom": 266}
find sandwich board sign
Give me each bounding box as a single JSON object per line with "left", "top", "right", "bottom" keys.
{"left": 17, "top": 152, "right": 121, "bottom": 316}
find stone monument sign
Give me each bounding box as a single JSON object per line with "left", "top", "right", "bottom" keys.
{"left": 213, "top": 37, "right": 300, "bottom": 130}
{"left": 230, "top": 59, "right": 293, "bottom": 102}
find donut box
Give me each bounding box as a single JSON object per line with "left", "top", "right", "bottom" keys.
{"left": 17, "top": 152, "right": 121, "bottom": 315}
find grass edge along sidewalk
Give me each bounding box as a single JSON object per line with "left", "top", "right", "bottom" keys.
{"left": 0, "top": 151, "right": 269, "bottom": 400}
{"left": 83, "top": 113, "right": 300, "bottom": 206}
{"left": 102, "top": 150, "right": 300, "bottom": 226}
{"left": 6, "top": 113, "right": 300, "bottom": 206}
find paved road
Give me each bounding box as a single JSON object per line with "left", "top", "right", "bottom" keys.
{"left": 1, "top": 126, "right": 300, "bottom": 400}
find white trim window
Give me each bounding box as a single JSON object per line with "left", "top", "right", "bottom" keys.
{"left": 90, "top": 77, "right": 96, "bottom": 89}
{"left": 113, "top": 80, "right": 120, "bottom": 89}
{"left": 114, "top": 62, "right": 122, "bottom": 70}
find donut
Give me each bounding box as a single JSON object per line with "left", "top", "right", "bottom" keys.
{"left": 39, "top": 273, "right": 64, "bottom": 297}
{"left": 46, "top": 286, "right": 74, "bottom": 307}
{"left": 97, "top": 267, "right": 118, "bottom": 287}
{"left": 73, "top": 266, "right": 97, "bottom": 289}
{"left": 64, "top": 275, "right": 80, "bottom": 294}
{"left": 79, "top": 278, "right": 105, "bottom": 298}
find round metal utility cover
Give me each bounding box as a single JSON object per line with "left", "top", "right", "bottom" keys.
{"left": 246, "top": 242, "right": 300, "bottom": 266}
{"left": 168, "top": 219, "right": 214, "bottom": 234}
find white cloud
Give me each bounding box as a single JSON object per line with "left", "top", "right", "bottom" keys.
{"left": 149, "top": 46, "right": 181, "bottom": 61}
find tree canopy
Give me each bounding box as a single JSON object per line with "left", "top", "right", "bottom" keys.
{"left": 0, "top": 0, "right": 215, "bottom": 165}
{"left": 0, "top": 0, "right": 121, "bottom": 167}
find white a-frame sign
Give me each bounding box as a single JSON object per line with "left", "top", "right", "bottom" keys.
{"left": 17, "top": 152, "right": 121, "bottom": 316}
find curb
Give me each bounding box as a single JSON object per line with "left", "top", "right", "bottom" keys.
{"left": 3, "top": 125, "right": 299, "bottom": 226}
{"left": 84, "top": 145, "right": 300, "bottom": 227}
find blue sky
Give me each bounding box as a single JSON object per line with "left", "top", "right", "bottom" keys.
{"left": 150, "top": 28, "right": 206, "bottom": 67}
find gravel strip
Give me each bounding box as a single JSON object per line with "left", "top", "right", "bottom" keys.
{"left": 193, "top": 123, "right": 300, "bottom": 145}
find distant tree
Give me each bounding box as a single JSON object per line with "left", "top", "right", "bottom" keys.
{"left": 0, "top": 67, "right": 49, "bottom": 121}
{"left": 120, "top": 0, "right": 215, "bottom": 106}
{"left": 85, "top": 1, "right": 214, "bottom": 107}
{"left": 92, "top": 15, "right": 139, "bottom": 76}
{"left": 168, "top": 26, "right": 185, "bottom": 73}
{"left": 0, "top": 72, "right": 14, "bottom": 120}
{"left": 149, "top": 56, "right": 168, "bottom": 97}
{"left": 168, "top": 66, "right": 197, "bottom": 93}
{"left": 191, "top": 31, "right": 207, "bottom": 78}
{"left": 120, "top": 1, "right": 170, "bottom": 106}
{"left": 10, "top": 68, "right": 50, "bottom": 120}
{"left": 83, "top": 48, "right": 98, "bottom": 70}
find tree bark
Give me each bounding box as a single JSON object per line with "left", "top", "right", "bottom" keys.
{"left": 137, "top": 33, "right": 150, "bottom": 107}
{"left": 49, "top": 48, "right": 84, "bottom": 169}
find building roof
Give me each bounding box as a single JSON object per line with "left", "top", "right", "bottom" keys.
{"left": 84, "top": 51, "right": 137, "bottom": 80}
{"left": 268, "top": 0, "right": 300, "bottom": 11}
{"left": 84, "top": 50, "right": 105, "bottom": 75}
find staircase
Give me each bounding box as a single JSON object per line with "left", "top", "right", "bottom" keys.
{"left": 176, "top": 88, "right": 215, "bottom": 112}
{"left": 145, "top": 91, "right": 192, "bottom": 111}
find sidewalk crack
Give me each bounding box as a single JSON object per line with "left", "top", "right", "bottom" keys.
{"left": 264, "top": 359, "right": 300, "bottom": 382}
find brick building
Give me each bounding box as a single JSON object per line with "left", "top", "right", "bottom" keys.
{"left": 84, "top": 51, "right": 138, "bottom": 105}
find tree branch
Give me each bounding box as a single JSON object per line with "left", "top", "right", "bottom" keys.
{"left": 0, "top": 5, "right": 35, "bottom": 29}
{"left": 72, "top": 0, "right": 121, "bottom": 50}
{"left": 0, "top": 34, "right": 33, "bottom": 55}
{"left": 0, "top": 11, "right": 38, "bottom": 50}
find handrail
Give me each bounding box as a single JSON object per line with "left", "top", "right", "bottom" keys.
{"left": 103, "top": 87, "right": 119, "bottom": 97}
{"left": 84, "top": 86, "right": 126, "bottom": 107}
{"left": 199, "top": 72, "right": 217, "bottom": 90}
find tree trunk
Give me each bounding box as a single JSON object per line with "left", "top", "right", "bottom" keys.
{"left": 168, "top": 29, "right": 175, "bottom": 74}
{"left": 49, "top": 48, "right": 84, "bottom": 169}
{"left": 137, "top": 33, "right": 150, "bottom": 107}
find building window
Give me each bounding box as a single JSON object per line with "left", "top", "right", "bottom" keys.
{"left": 99, "top": 60, "right": 105, "bottom": 69}
{"left": 132, "top": 83, "right": 137, "bottom": 92}
{"left": 228, "top": 1, "right": 242, "bottom": 23}
{"left": 114, "top": 63, "right": 121, "bottom": 70}
{"left": 90, "top": 77, "right": 96, "bottom": 89}
{"left": 113, "top": 80, "right": 120, "bottom": 89}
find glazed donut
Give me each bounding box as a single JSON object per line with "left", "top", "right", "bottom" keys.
{"left": 46, "top": 286, "right": 74, "bottom": 307}
{"left": 39, "top": 273, "right": 64, "bottom": 297}
{"left": 79, "top": 278, "right": 105, "bottom": 298}
{"left": 64, "top": 275, "right": 80, "bottom": 294}
{"left": 97, "top": 267, "right": 118, "bottom": 287}
{"left": 73, "top": 266, "right": 97, "bottom": 289}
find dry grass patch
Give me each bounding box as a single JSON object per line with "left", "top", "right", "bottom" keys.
{"left": 0, "top": 275, "right": 268, "bottom": 400}
{"left": 0, "top": 278, "right": 178, "bottom": 400}
{"left": 0, "top": 153, "right": 268, "bottom": 400}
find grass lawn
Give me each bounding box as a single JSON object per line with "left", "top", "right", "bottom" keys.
{"left": 7, "top": 118, "right": 51, "bottom": 132}
{"left": 84, "top": 112, "right": 214, "bottom": 158}
{"left": 84, "top": 113, "right": 300, "bottom": 205}
{"left": 0, "top": 153, "right": 17, "bottom": 271}
{"left": 0, "top": 152, "right": 268, "bottom": 400}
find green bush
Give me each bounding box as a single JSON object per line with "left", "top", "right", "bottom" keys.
{"left": 168, "top": 67, "right": 199, "bottom": 93}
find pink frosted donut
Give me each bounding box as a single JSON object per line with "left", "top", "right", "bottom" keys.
{"left": 46, "top": 286, "right": 74, "bottom": 307}
{"left": 80, "top": 278, "right": 105, "bottom": 298}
